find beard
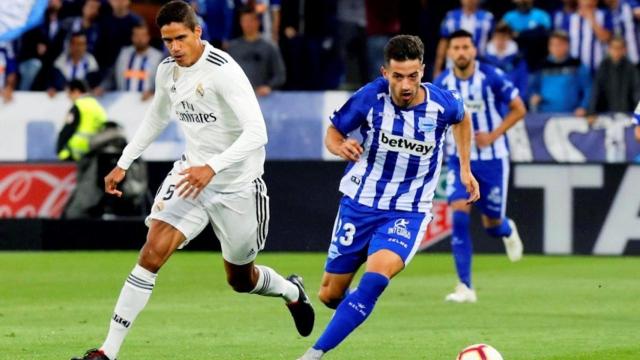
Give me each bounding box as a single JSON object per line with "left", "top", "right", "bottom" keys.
{"left": 455, "top": 58, "right": 471, "bottom": 71}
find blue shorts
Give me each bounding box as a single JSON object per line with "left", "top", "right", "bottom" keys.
{"left": 446, "top": 157, "right": 510, "bottom": 219}
{"left": 324, "top": 196, "right": 432, "bottom": 274}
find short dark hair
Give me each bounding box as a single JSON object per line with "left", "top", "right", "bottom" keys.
{"left": 493, "top": 23, "right": 513, "bottom": 37}
{"left": 156, "top": 0, "right": 199, "bottom": 31}
{"left": 609, "top": 35, "right": 626, "bottom": 47}
{"left": 68, "top": 79, "right": 88, "bottom": 93}
{"left": 448, "top": 29, "right": 474, "bottom": 42}
{"left": 549, "top": 30, "right": 570, "bottom": 43}
{"left": 384, "top": 35, "right": 424, "bottom": 65}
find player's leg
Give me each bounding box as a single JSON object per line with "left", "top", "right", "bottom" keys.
{"left": 300, "top": 212, "right": 429, "bottom": 359}
{"left": 479, "top": 158, "right": 522, "bottom": 262}
{"left": 317, "top": 272, "right": 357, "bottom": 309}
{"left": 72, "top": 162, "right": 209, "bottom": 360}
{"left": 211, "top": 178, "right": 314, "bottom": 336}
{"left": 445, "top": 160, "right": 476, "bottom": 302}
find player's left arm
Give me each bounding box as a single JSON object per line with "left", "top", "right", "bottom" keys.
{"left": 201, "top": 66, "right": 268, "bottom": 173}
{"left": 476, "top": 71, "right": 527, "bottom": 148}
{"left": 452, "top": 112, "right": 480, "bottom": 204}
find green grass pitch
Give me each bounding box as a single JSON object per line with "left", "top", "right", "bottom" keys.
{"left": 1, "top": 252, "right": 638, "bottom": 359}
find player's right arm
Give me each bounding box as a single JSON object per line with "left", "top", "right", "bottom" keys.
{"left": 325, "top": 83, "right": 371, "bottom": 161}
{"left": 105, "top": 64, "right": 172, "bottom": 196}
{"left": 325, "top": 125, "right": 363, "bottom": 161}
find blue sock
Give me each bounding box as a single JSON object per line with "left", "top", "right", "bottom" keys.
{"left": 451, "top": 211, "right": 472, "bottom": 288}
{"left": 486, "top": 219, "right": 512, "bottom": 238}
{"left": 313, "top": 272, "right": 389, "bottom": 352}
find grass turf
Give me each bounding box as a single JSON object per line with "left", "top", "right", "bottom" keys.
{"left": 0, "top": 252, "right": 638, "bottom": 359}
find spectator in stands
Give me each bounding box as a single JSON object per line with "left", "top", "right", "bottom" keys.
{"left": 501, "top": 0, "right": 551, "bottom": 70}
{"left": 50, "top": 31, "right": 100, "bottom": 97}
{"left": 56, "top": 79, "right": 107, "bottom": 162}
{"left": 365, "top": 0, "right": 401, "bottom": 81}
{"left": 434, "top": 0, "right": 495, "bottom": 78}
{"left": 95, "top": 23, "right": 163, "bottom": 101}
{"left": 0, "top": 42, "right": 17, "bottom": 103}
{"left": 202, "top": 0, "right": 235, "bottom": 49}
{"left": 336, "top": 0, "right": 368, "bottom": 90}
{"left": 483, "top": 24, "right": 529, "bottom": 101}
{"left": 554, "top": 0, "right": 613, "bottom": 73}
{"left": 18, "top": 0, "right": 67, "bottom": 90}
{"left": 188, "top": 0, "right": 211, "bottom": 42}
{"left": 529, "top": 31, "right": 591, "bottom": 115}
{"left": 553, "top": 0, "right": 578, "bottom": 29}
{"left": 60, "top": 0, "right": 101, "bottom": 55}
{"left": 94, "top": 0, "right": 142, "bottom": 78}
{"left": 237, "top": 0, "right": 282, "bottom": 44}
{"left": 587, "top": 36, "right": 640, "bottom": 119}
{"left": 279, "top": 0, "right": 340, "bottom": 90}
{"left": 228, "top": 7, "right": 286, "bottom": 96}
{"left": 605, "top": 0, "right": 640, "bottom": 64}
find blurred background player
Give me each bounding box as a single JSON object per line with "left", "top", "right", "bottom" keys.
{"left": 434, "top": 30, "right": 526, "bottom": 303}
{"left": 70, "top": 2, "right": 313, "bottom": 360}
{"left": 297, "top": 35, "right": 479, "bottom": 360}
{"left": 434, "top": 0, "right": 495, "bottom": 79}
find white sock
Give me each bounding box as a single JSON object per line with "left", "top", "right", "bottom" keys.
{"left": 100, "top": 264, "right": 157, "bottom": 360}
{"left": 250, "top": 265, "right": 299, "bottom": 303}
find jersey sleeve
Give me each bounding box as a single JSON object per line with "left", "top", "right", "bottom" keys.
{"left": 434, "top": 86, "right": 465, "bottom": 126}
{"left": 330, "top": 85, "right": 371, "bottom": 136}
{"left": 117, "top": 65, "right": 172, "bottom": 170}
{"left": 206, "top": 63, "right": 268, "bottom": 174}
{"left": 490, "top": 67, "right": 519, "bottom": 106}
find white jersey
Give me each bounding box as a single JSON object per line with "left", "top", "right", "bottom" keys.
{"left": 118, "top": 41, "right": 268, "bottom": 192}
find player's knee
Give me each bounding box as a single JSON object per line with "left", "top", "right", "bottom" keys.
{"left": 318, "top": 287, "right": 343, "bottom": 309}
{"left": 138, "top": 242, "right": 166, "bottom": 273}
{"left": 226, "top": 274, "right": 254, "bottom": 293}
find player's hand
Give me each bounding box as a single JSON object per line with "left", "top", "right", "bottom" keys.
{"left": 176, "top": 165, "right": 215, "bottom": 199}
{"left": 104, "top": 166, "right": 126, "bottom": 197}
{"left": 475, "top": 131, "right": 497, "bottom": 148}
{"left": 460, "top": 169, "right": 480, "bottom": 204}
{"left": 337, "top": 139, "right": 364, "bottom": 162}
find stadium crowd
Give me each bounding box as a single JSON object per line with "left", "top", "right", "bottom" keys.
{"left": 2, "top": 0, "right": 640, "bottom": 117}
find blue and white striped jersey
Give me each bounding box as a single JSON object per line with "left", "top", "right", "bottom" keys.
{"left": 434, "top": 61, "right": 519, "bottom": 161}
{"left": 331, "top": 78, "right": 465, "bottom": 214}
{"left": 553, "top": 9, "right": 614, "bottom": 72}
{"left": 611, "top": 0, "right": 640, "bottom": 63}
{"left": 440, "top": 8, "right": 495, "bottom": 56}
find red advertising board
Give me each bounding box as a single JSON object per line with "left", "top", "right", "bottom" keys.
{"left": 0, "top": 163, "right": 77, "bottom": 218}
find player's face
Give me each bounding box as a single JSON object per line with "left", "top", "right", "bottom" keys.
{"left": 448, "top": 37, "right": 476, "bottom": 71}
{"left": 161, "top": 22, "right": 203, "bottom": 67}
{"left": 382, "top": 59, "right": 424, "bottom": 108}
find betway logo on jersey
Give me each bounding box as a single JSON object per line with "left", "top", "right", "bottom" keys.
{"left": 379, "top": 131, "right": 435, "bottom": 157}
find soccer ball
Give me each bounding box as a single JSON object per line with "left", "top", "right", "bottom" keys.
{"left": 456, "top": 344, "right": 503, "bottom": 360}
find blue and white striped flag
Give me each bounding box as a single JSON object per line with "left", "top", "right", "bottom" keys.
{"left": 0, "top": 0, "right": 48, "bottom": 42}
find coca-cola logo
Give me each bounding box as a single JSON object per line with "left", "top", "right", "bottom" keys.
{"left": 0, "top": 165, "right": 77, "bottom": 218}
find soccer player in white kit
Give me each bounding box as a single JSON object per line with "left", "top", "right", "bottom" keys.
{"left": 71, "top": 2, "right": 313, "bottom": 360}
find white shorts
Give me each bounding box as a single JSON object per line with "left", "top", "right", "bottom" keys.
{"left": 146, "top": 159, "right": 269, "bottom": 265}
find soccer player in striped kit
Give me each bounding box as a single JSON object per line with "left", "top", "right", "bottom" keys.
{"left": 297, "top": 35, "right": 480, "bottom": 359}
{"left": 71, "top": 2, "right": 313, "bottom": 360}
{"left": 435, "top": 30, "right": 526, "bottom": 303}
